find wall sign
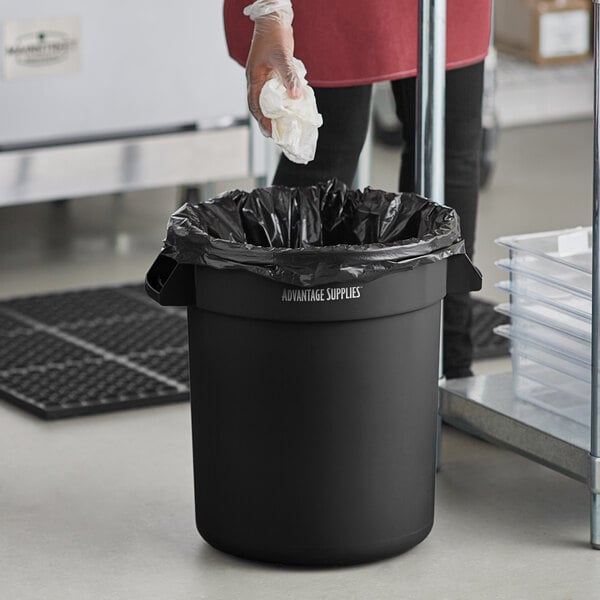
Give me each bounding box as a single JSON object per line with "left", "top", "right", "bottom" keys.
{"left": 3, "top": 16, "right": 80, "bottom": 80}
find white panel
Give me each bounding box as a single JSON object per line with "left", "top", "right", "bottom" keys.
{"left": 0, "top": 1, "right": 248, "bottom": 145}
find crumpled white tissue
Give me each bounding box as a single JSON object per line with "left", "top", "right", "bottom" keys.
{"left": 259, "top": 59, "right": 323, "bottom": 164}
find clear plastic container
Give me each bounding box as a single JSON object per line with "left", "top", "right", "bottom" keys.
{"left": 495, "top": 324, "right": 590, "bottom": 383}
{"left": 495, "top": 278, "right": 591, "bottom": 321}
{"left": 496, "top": 227, "right": 592, "bottom": 297}
{"left": 495, "top": 312, "right": 590, "bottom": 364}
{"left": 494, "top": 325, "right": 590, "bottom": 425}
{"left": 496, "top": 258, "right": 592, "bottom": 307}
{"left": 495, "top": 302, "right": 591, "bottom": 342}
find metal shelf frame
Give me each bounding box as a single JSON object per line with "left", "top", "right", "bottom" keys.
{"left": 0, "top": 126, "right": 256, "bottom": 208}
{"left": 417, "top": 0, "right": 600, "bottom": 548}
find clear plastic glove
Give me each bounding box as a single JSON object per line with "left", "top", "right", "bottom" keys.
{"left": 243, "top": 0, "right": 302, "bottom": 137}
{"left": 260, "top": 58, "right": 323, "bottom": 164}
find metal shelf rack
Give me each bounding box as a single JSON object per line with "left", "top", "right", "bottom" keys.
{"left": 417, "top": 0, "right": 600, "bottom": 547}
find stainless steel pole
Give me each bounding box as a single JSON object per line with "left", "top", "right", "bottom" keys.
{"left": 417, "top": 0, "right": 446, "bottom": 471}
{"left": 591, "top": 0, "right": 600, "bottom": 550}
{"left": 416, "top": 0, "right": 446, "bottom": 202}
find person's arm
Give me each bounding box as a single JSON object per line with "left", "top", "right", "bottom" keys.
{"left": 243, "top": 0, "right": 302, "bottom": 136}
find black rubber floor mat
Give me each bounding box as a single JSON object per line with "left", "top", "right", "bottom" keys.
{"left": 0, "top": 360, "right": 183, "bottom": 418}
{"left": 471, "top": 298, "right": 510, "bottom": 360}
{"left": 0, "top": 312, "right": 32, "bottom": 335}
{"left": 5, "top": 288, "right": 165, "bottom": 327}
{"left": 0, "top": 330, "right": 101, "bottom": 371}
{"left": 129, "top": 349, "right": 190, "bottom": 383}
{"left": 69, "top": 315, "right": 188, "bottom": 355}
{"left": 0, "top": 285, "right": 189, "bottom": 419}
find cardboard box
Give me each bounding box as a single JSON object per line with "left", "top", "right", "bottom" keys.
{"left": 495, "top": 0, "right": 591, "bottom": 64}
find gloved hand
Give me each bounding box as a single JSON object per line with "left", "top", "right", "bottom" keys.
{"left": 243, "top": 0, "right": 302, "bottom": 137}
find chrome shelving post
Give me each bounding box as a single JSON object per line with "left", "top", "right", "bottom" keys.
{"left": 590, "top": 0, "right": 600, "bottom": 550}
{"left": 416, "top": 0, "right": 446, "bottom": 203}
{"left": 416, "top": 0, "right": 446, "bottom": 470}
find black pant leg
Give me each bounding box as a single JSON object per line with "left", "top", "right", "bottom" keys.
{"left": 272, "top": 85, "right": 373, "bottom": 187}
{"left": 441, "top": 62, "right": 484, "bottom": 377}
{"left": 391, "top": 62, "right": 484, "bottom": 377}
{"left": 443, "top": 62, "right": 484, "bottom": 260}
{"left": 391, "top": 75, "right": 417, "bottom": 194}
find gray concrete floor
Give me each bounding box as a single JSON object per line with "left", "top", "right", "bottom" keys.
{"left": 1, "top": 120, "right": 599, "bottom": 597}
{"left": 1, "top": 399, "right": 598, "bottom": 600}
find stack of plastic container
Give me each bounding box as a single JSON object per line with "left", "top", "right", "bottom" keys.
{"left": 494, "top": 226, "right": 592, "bottom": 425}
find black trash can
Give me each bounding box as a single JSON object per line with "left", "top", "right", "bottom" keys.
{"left": 146, "top": 181, "right": 481, "bottom": 566}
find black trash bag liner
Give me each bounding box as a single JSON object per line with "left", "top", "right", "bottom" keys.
{"left": 162, "top": 179, "right": 467, "bottom": 287}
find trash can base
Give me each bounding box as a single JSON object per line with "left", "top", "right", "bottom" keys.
{"left": 198, "top": 521, "right": 434, "bottom": 567}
